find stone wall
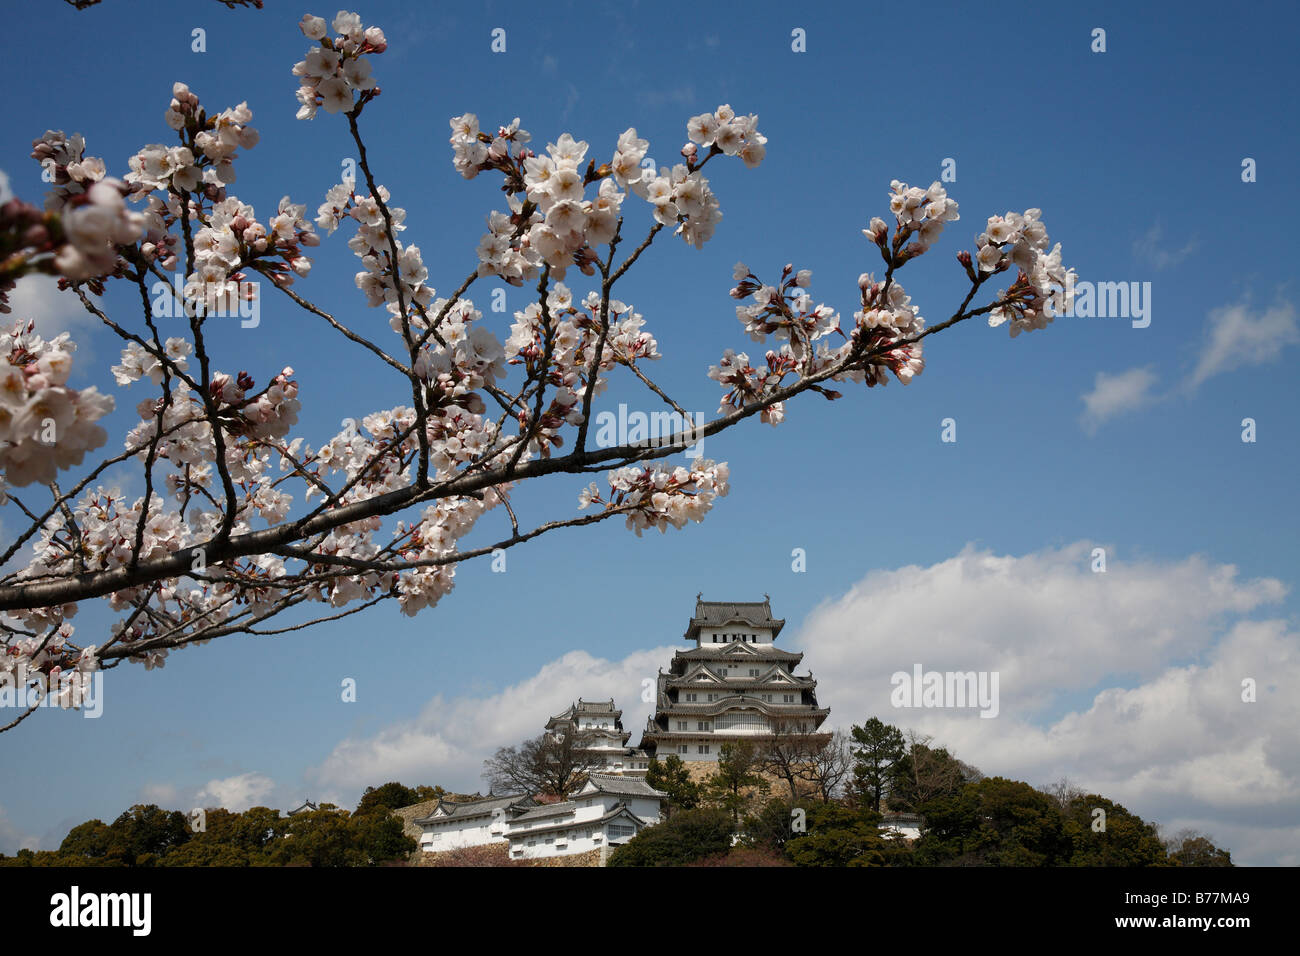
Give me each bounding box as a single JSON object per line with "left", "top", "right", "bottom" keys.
{"left": 413, "top": 842, "right": 603, "bottom": 867}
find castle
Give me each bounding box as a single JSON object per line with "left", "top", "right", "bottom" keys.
{"left": 413, "top": 596, "right": 832, "bottom": 861}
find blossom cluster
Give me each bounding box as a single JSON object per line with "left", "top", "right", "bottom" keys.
{"left": 185, "top": 194, "right": 318, "bottom": 313}
{"left": 730, "top": 261, "right": 841, "bottom": 356}
{"left": 0, "top": 322, "right": 114, "bottom": 487}
{"left": 0, "top": 621, "right": 98, "bottom": 712}
{"left": 863, "top": 179, "right": 961, "bottom": 260}
{"left": 975, "top": 209, "right": 1076, "bottom": 336}
{"left": 26, "top": 129, "right": 146, "bottom": 282}
{"left": 126, "top": 86, "right": 259, "bottom": 195}
{"left": 503, "top": 286, "right": 659, "bottom": 452}
{"left": 293, "top": 12, "right": 387, "bottom": 120}
{"left": 578, "top": 459, "right": 729, "bottom": 536}
{"left": 684, "top": 105, "right": 767, "bottom": 169}
{"left": 451, "top": 103, "right": 762, "bottom": 284}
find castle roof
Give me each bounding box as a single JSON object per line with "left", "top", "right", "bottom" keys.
{"left": 685, "top": 597, "right": 785, "bottom": 641}
{"left": 412, "top": 793, "right": 532, "bottom": 826}
{"left": 546, "top": 698, "right": 623, "bottom": 727}
{"left": 581, "top": 773, "right": 667, "bottom": 799}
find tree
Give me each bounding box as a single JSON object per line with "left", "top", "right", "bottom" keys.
{"left": 1165, "top": 829, "right": 1233, "bottom": 867}
{"left": 798, "top": 730, "right": 854, "bottom": 802}
{"left": 0, "top": 8, "right": 1076, "bottom": 730}
{"left": 355, "top": 781, "right": 443, "bottom": 814}
{"left": 849, "top": 718, "right": 905, "bottom": 810}
{"left": 886, "top": 731, "right": 979, "bottom": 813}
{"left": 1038, "top": 776, "right": 1087, "bottom": 810}
{"left": 703, "top": 741, "right": 770, "bottom": 828}
{"left": 644, "top": 754, "right": 700, "bottom": 815}
{"left": 756, "top": 718, "right": 829, "bottom": 800}
{"left": 1062, "top": 795, "right": 1166, "bottom": 867}
{"left": 606, "top": 809, "right": 734, "bottom": 867}
{"left": 57, "top": 819, "right": 116, "bottom": 864}
{"left": 482, "top": 732, "right": 603, "bottom": 798}
{"left": 916, "top": 777, "right": 1070, "bottom": 867}
{"left": 784, "top": 802, "right": 888, "bottom": 867}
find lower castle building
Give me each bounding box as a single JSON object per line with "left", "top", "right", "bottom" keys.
{"left": 546, "top": 698, "right": 651, "bottom": 774}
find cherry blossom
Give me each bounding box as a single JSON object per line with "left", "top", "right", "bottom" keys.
{"left": 0, "top": 9, "right": 1072, "bottom": 719}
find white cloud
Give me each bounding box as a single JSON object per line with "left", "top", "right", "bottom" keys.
{"left": 1133, "top": 222, "right": 1199, "bottom": 270}
{"left": 0, "top": 169, "right": 12, "bottom": 204}
{"left": 195, "top": 772, "right": 276, "bottom": 812}
{"left": 5, "top": 274, "right": 100, "bottom": 342}
{"left": 309, "top": 646, "right": 674, "bottom": 799}
{"left": 1079, "top": 366, "right": 1159, "bottom": 434}
{"left": 790, "top": 542, "right": 1297, "bottom": 865}
{"left": 1189, "top": 299, "right": 1299, "bottom": 389}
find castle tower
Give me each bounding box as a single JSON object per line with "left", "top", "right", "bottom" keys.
{"left": 546, "top": 698, "right": 651, "bottom": 775}
{"left": 640, "top": 597, "right": 831, "bottom": 761}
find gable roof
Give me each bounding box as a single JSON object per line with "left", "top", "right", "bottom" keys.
{"left": 686, "top": 597, "right": 785, "bottom": 641}
{"left": 511, "top": 800, "right": 578, "bottom": 823}
{"left": 413, "top": 794, "right": 532, "bottom": 826}
{"left": 580, "top": 774, "right": 668, "bottom": 799}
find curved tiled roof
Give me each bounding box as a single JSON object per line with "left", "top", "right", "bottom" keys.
{"left": 412, "top": 793, "right": 531, "bottom": 826}
{"left": 685, "top": 598, "right": 785, "bottom": 641}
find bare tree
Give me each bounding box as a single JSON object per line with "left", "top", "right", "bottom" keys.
{"left": 1038, "top": 776, "right": 1086, "bottom": 810}
{"left": 798, "top": 729, "right": 853, "bottom": 802}
{"left": 481, "top": 732, "right": 603, "bottom": 798}
{"left": 887, "top": 730, "right": 979, "bottom": 813}
{"left": 756, "top": 717, "right": 828, "bottom": 800}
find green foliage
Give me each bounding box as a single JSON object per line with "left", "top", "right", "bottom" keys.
{"left": 355, "top": 781, "right": 445, "bottom": 814}
{"left": 916, "top": 777, "right": 1071, "bottom": 866}
{"left": 2, "top": 797, "right": 413, "bottom": 868}
{"left": 1167, "top": 833, "right": 1233, "bottom": 867}
{"left": 645, "top": 754, "right": 700, "bottom": 814}
{"left": 606, "top": 809, "right": 734, "bottom": 867}
{"left": 703, "top": 741, "right": 769, "bottom": 827}
{"left": 784, "top": 802, "right": 888, "bottom": 867}
{"left": 849, "top": 718, "right": 904, "bottom": 810}
{"left": 1062, "top": 795, "right": 1167, "bottom": 867}
{"left": 886, "top": 743, "right": 973, "bottom": 813}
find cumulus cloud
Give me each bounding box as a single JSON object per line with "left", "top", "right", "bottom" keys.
{"left": 194, "top": 772, "right": 276, "bottom": 812}
{"left": 5, "top": 274, "right": 101, "bottom": 343}
{"left": 1189, "top": 299, "right": 1299, "bottom": 390}
{"left": 0, "top": 169, "right": 12, "bottom": 204}
{"left": 1079, "top": 366, "right": 1159, "bottom": 434}
{"left": 309, "top": 647, "right": 675, "bottom": 801}
{"left": 789, "top": 542, "right": 1297, "bottom": 865}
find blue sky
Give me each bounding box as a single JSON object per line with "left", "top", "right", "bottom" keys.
{"left": 2, "top": 0, "right": 1298, "bottom": 864}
